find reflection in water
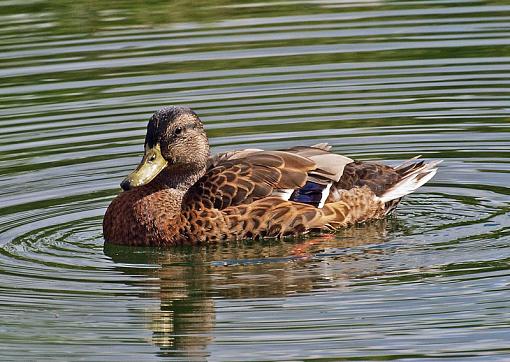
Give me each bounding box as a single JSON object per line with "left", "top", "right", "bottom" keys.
{"left": 105, "top": 221, "right": 392, "bottom": 357}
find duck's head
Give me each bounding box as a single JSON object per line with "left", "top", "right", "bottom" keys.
{"left": 120, "top": 106, "right": 209, "bottom": 191}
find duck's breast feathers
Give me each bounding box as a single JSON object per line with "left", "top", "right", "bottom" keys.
{"left": 183, "top": 145, "right": 352, "bottom": 210}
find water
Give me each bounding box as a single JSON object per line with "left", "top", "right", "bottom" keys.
{"left": 1, "top": 1, "right": 510, "bottom": 360}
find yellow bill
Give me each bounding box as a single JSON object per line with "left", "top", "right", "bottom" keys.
{"left": 120, "top": 143, "right": 168, "bottom": 191}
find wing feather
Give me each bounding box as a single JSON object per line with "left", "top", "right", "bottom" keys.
{"left": 184, "top": 145, "right": 358, "bottom": 211}
{"left": 184, "top": 149, "right": 319, "bottom": 210}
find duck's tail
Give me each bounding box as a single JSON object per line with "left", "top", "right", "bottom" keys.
{"left": 379, "top": 158, "right": 442, "bottom": 204}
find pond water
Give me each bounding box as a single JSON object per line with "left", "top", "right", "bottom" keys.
{"left": 1, "top": 1, "right": 510, "bottom": 360}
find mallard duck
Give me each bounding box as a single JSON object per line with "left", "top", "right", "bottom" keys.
{"left": 103, "top": 106, "right": 441, "bottom": 246}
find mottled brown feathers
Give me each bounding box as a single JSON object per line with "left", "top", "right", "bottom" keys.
{"left": 183, "top": 150, "right": 317, "bottom": 210}
{"left": 103, "top": 106, "right": 439, "bottom": 246}
{"left": 333, "top": 161, "right": 400, "bottom": 197}
{"left": 175, "top": 187, "right": 385, "bottom": 244}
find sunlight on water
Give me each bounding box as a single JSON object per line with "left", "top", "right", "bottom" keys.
{"left": 0, "top": 0, "right": 510, "bottom": 360}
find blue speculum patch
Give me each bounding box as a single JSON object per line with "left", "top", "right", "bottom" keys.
{"left": 289, "top": 181, "right": 328, "bottom": 207}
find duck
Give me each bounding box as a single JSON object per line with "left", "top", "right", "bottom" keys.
{"left": 103, "top": 106, "right": 441, "bottom": 246}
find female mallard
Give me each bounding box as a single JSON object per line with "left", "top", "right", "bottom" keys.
{"left": 103, "top": 106, "right": 440, "bottom": 246}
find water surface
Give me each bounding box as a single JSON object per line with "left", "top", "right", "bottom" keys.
{"left": 1, "top": 1, "right": 510, "bottom": 360}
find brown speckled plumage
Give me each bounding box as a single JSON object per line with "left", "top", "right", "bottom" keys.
{"left": 103, "top": 106, "right": 440, "bottom": 246}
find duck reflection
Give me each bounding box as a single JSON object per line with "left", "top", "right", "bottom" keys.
{"left": 104, "top": 219, "right": 400, "bottom": 359}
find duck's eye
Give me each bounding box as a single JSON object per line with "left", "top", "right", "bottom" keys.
{"left": 174, "top": 127, "right": 183, "bottom": 136}
{"left": 149, "top": 154, "right": 156, "bottom": 162}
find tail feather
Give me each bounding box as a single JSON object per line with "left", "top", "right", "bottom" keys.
{"left": 379, "top": 159, "right": 442, "bottom": 203}
{"left": 395, "top": 155, "right": 422, "bottom": 171}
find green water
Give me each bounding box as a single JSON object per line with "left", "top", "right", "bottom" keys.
{"left": 1, "top": 1, "right": 510, "bottom": 360}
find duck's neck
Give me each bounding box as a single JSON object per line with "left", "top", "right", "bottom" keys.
{"left": 152, "top": 163, "right": 207, "bottom": 192}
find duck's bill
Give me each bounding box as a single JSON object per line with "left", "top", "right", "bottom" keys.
{"left": 120, "top": 144, "right": 168, "bottom": 191}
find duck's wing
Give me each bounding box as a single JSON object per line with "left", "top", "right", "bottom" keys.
{"left": 183, "top": 145, "right": 353, "bottom": 211}
{"left": 333, "top": 161, "right": 402, "bottom": 197}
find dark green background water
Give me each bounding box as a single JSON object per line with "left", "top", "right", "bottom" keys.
{"left": 1, "top": 1, "right": 510, "bottom": 360}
